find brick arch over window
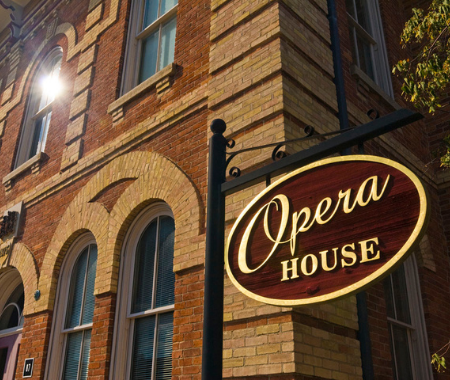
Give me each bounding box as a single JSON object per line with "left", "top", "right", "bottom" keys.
{"left": 37, "top": 151, "right": 202, "bottom": 312}
{"left": 0, "top": 24, "right": 77, "bottom": 122}
{"left": 0, "top": 243, "right": 39, "bottom": 316}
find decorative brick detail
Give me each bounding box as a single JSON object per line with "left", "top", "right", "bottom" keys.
{"left": 5, "top": 68, "right": 17, "bottom": 88}
{"left": 0, "top": 119, "right": 5, "bottom": 137}
{"left": 65, "top": 114, "right": 87, "bottom": 144}
{"left": 88, "top": 0, "right": 102, "bottom": 11}
{"left": 60, "top": 138, "right": 83, "bottom": 171}
{"left": 8, "top": 243, "right": 39, "bottom": 315}
{"left": 69, "top": 89, "right": 91, "bottom": 119}
{"left": 77, "top": 44, "right": 98, "bottom": 74}
{"left": 46, "top": 17, "right": 58, "bottom": 40}
{"left": 1, "top": 84, "right": 14, "bottom": 105}
{"left": 38, "top": 151, "right": 202, "bottom": 312}
{"left": 73, "top": 66, "right": 94, "bottom": 96}
{"left": 417, "top": 234, "right": 436, "bottom": 272}
{"left": 85, "top": 3, "right": 103, "bottom": 31}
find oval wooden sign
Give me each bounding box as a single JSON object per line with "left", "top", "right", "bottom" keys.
{"left": 225, "top": 155, "right": 429, "bottom": 306}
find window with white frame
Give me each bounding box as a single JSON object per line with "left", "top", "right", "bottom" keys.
{"left": 383, "top": 255, "right": 433, "bottom": 380}
{"left": 122, "top": 0, "right": 177, "bottom": 93}
{"left": 15, "top": 48, "right": 63, "bottom": 168}
{"left": 111, "top": 204, "right": 175, "bottom": 380}
{"left": 0, "top": 270, "right": 24, "bottom": 380}
{"left": 44, "top": 236, "right": 97, "bottom": 380}
{"left": 345, "top": 0, "right": 393, "bottom": 96}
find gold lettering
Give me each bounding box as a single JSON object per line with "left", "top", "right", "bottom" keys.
{"left": 356, "top": 176, "right": 390, "bottom": 207}
{"left": 290, "top": 207, "right": 312, "bottom": 255}
{"left": 238, "top": 195, "right": 290, "bottom": 274}
{"left": 281, "top": 258, "right": 299, "bottom": 281}
{"left": 359, "top": 237, "right": 380, "bottom": 263}
{"left": 301, "top": 254, "right": 318, "bottom": 276}
{"left": 236, "top": 175, "right": 391, "bottom": 275}
{"left": 319, "top": 248, "right": 338, "bottom": 271}
{"left": 339, "top": 189, "right": 356, "bottom": 213}
{"left": 341, "top": 243, "right": 357, "bottom": 267}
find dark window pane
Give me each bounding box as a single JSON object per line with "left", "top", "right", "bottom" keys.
{"left": 0, "top": 305, "right": 19, "bottom": 330}
{"left": 356, "top": 34, "right": 374, "bottom": 80}
{"left": 345, "top": 0, "right": 355, "bottom": 18}
{"left": 79, "top": 330, "right": 91, "bottom": 380}
{"left": 63, "top": 331, "right": 83, "bottom": 380}
{"left": 131, "top": 316, "right": 156, "bottom": 380}
{"left": 161, "top": 0, "right": 177, "bottom": 15}
{"left": 82, "top": 246, "right": 98, "bottom": 325}
{"left": 155, "top": 216, "right": 175, "bottom": 308}
{"left": 155, "top": 313, "right": 173, "bottom": 380}
{"left": 158, "top": 17, "right": 176, "bottom": 71}
{"left": 383, "top": 276, "right": 395, "bottom": 319}
{"left": 138, "top": 30, "right": 159, "bottom": 84}
{"left": 143, "top": 0, "right": 159, "bottom": 28}
{"left": 390, "top": 324, "right": 413, "bottom": 380}
{"left": 355, "top": 0, "right": 371, "bottom": 32}
{"left": 392, "top": 265, "right": 411, "bottom": 324}
{"left": 66, "top": 248, "right": 89, "bottom": 328}
{"left": 132, "top": 220, "right": 158, "bottom": 313}
{"left": 0, "top": 347, "right": 8, "bottom": 380}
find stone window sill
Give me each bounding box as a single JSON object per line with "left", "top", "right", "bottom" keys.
{"left": 350, "top": 65, "right": 400, "bottom": 110}
{"left": 2, "top": 152, "right": 47, "bottom": 191}
{"left": 107, "top": 63, "right": 176, "bottom": 124}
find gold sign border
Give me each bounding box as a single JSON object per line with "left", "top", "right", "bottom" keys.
{"left": 225, "top": 155, "right": 429, "bottom": 306}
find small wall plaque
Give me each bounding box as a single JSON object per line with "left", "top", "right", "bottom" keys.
{"left": 23, "top": 358, "right": 34, "bottom": 378}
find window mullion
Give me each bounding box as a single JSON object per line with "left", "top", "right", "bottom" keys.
{"left": 389, "top": 277, "right": 398, "bottom": 321}
{"left": 352, "top": 0, "right": 358, "bottom": 23}
{"left": 156, "top": 24, "right": 163, "bottom": 74}
{"left": 152, "top": 217, "right": 161, "bottom": 309}
{"left": 151, "top": 314, "right": 159, "bottom": 380}
{"left": 79, "top": 245, "right": 91, "bottom": 326}
{"left": 76, "top": 330, "right": 85, "bottom": 380}
{"left": 389, "top": 324, "right": 400, "bottom": 380}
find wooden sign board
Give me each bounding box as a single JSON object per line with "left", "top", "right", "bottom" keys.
{"left": 225, "top": 155, "right": 429, "bottom": 306}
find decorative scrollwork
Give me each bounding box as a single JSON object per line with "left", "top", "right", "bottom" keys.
{"left": 272, "top": 144, "right": 287, "bottom": 161}
{"left": 229, "top": 167, "right": 241, "bottom": 178}
{"left": 367, "top": 109, "right": 380, "bottom": 120}
{"left": 226, "top": 139, "right": 236, "bottom": 149}
{"left": 304, "top": 125, "right": 315, "bottom": 137}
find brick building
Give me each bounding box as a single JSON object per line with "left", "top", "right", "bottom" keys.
{"left": 0, "top": 0, "right": 448, "bottom": 379}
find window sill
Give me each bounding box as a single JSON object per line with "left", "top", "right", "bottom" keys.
{"left": 107, "top": 63, "right": 176, "bottom": 124}
{"left": 350, "top": 65, "right": 400, "bottom": 110}
{"left": 2, "top": 152, "right": 47, "bottom": 191}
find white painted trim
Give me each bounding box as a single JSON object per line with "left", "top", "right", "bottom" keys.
{"left": 109, "top": 202, "right": 174, "bottom": 380}
{"left": 14, "top": 47, "right": 62, "bottom": 169}
{"left": 44, "top": 233, "right": 96, "bottom": 380}
{"left": 121, "top": 0, "right": 177, "bottom": 95}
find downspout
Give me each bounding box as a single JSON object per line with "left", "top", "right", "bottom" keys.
{"left": 326, "top": 1, "right": 375, "bottom": 379}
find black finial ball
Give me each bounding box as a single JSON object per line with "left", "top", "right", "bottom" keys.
{"left": 210, "top": 119, "right": 226, "bottom": 134}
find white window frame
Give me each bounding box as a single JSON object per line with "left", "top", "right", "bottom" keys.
{"left": 385, "top": 255, "right": 433, "bottom": 380}
{"left": 121, "top": 0, "right": 177, "bottom": 94}
{"left": 44, "top": 234, "right": 97, "bottom": 380}
{"left": 0, "top": 270, "right": 24, "bottom": 380}
{"left": 346, "top": 0, "right": 393, "bottom": 97}
{"left": 15, "top": 47, "right": 63, "bottom": 169}
{"left": 110, "top": 203, "right": 175, "bottom": 380}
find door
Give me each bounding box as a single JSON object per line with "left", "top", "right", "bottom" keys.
{"left": 0, "top": 334, "right": 21, "bottom": 380}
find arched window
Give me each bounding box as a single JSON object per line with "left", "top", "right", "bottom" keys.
{"left": 15, "top": 48, "right": 63, "bottom": 168}
{"left": 111, "top": 204, "right": 175, "bottom": 379}
{"left": 45, "top": 235, "right": 97, "bottom": 380}
{"left": 0, "top": 270, "right": 24, "bottom": 380}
